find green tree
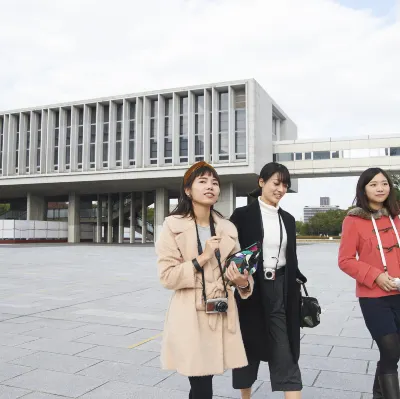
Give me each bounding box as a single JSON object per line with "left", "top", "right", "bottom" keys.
{"left": 308, "top": 209, "right": 347, "bottom": 236}
{"left": 295, "top": 221, "right": 304, "bottom": 234}
{"left": 147, "top": 208, "right": 154, "bottom": 224}
{"left": 390, "top": 174, "right": 400, "bottom": 201}
{"left": 0, "top": 203, "right": 10, "bottom": 216}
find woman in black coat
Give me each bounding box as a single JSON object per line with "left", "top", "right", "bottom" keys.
{"left": 230, "top": 162, "right": 307, "bottom": 399}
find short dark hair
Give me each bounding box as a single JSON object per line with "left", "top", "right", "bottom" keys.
{"left": 249, "top": 162, "right": 291, "bottom": 198}
{"left": 354, "top": 167, "right": 399, "bottom": 217}
{"left": 170, "top": 164, "right": 223, "bottom": 219}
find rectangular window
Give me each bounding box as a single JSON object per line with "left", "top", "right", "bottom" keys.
{"left": 390, "top": 147, "right": 400, "bottom": 156}
{"left": 179, "top": 96, "right": 188, "bottom": 163}
{"left": 276, "top": 153, "right": 294, "bottom": 162}
{"left": 234, "top": 89, "right": 246, "bottom": 160}
{"left": 305, "top": 152, "right": 312, "bottom": 160}
{"left": 65, "top": 109, "right": 71, "bottom": 170}
{"left": 331, "top": 151, "right": 339, "bottom": 159}
{"left": 115, "top": 103, "right": 123, "bottom": 167}
{"left": 77, "top": 108, "right": 83, "bottom": 169}
{"left": 313, "top": 151, "right": 330, "bottom": 160}
{"left": 218, "top": 92, "right": 229, "bottom": 161}
{"left": 128, "top": 101, "right": 135, "bottom": 165}
{"left": 295, "top": 152, "right": 302, "bottom": 161}
{"left": 195, "top": 95, "right": 204, "bottom": 161}
{"left": 164, "top": 98, "right": 172, "bottom": 162}
{"left": 15, "top": 114, "right": 20, "bottom": 173}
{"left": 36, "top": 112, "right": 41, "bottom": 171}
{"left": 53, "top": 110, "right": 59, "bottom": 171}
{"left": 26, "top": 113, "right": 31, "bottom": 172}
{"left": 102, "top": 105, "right": 108, "bottom": 167}
{"left": 149, "top": 99, "right": 158, "bottom": 165}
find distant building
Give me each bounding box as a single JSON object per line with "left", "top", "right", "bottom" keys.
{"left": 320, "top": 197, "right": 330, "bottom": 206}
{"left": 304, "top": 197, "right": 339, "bottom": 223}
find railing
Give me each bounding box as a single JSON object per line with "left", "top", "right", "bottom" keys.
{"left": 0, "top": 210, "right": 27, "bottom": 220}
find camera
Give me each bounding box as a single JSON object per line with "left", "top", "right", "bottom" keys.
{"left": 206, "top": 298, "right": 228, "bottom": 314}
{"left": 264, "top": 268, "right": 276, "bottom": 280}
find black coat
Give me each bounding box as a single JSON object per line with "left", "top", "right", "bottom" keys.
{"left": 230, "top": 200, "right": 306, "bottom": 363}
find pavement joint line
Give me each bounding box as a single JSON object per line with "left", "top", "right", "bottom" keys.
{"left": 128, "top": 332, "right": 162, "bottom": 349}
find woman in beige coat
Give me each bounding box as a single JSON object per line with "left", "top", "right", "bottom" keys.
{"left": 156, "top": 161, "right": 254, "bottom": 399}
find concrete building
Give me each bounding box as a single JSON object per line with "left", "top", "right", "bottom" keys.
{"left": 303, "top": 197, "right": 340, "bottom": 223}
{"left": 320, "top": 197, "right": 330, "bottom": 206}
{"left": 0, "top": 79, "right": 297, "bottom": 243}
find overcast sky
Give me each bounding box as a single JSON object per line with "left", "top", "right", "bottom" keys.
{"left": 1, "top": 0, "right": 399, "bottom": 220}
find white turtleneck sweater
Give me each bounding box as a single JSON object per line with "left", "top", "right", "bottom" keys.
{"left": 258, "top": 197, "right": 287, "bottom": 270}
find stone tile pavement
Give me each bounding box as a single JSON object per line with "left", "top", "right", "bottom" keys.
{"left": 0, "top": 242, "right": 384, "bottom": 398}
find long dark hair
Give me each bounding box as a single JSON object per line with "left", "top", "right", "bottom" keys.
{"left": 249, "top": 162, "right": 291, "bottom": 198}
{"left": 170, "top": 164, "right": 224, "bottom": 219}
{"left": 354, "top": 167, "right": 399, "bottom": 217}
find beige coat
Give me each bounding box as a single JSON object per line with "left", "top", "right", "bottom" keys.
{"left": 156, "top": 214, "right": 254, "bottom": 377}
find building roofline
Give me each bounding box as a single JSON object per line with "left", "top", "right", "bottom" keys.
{"left": 0, "top": 78, "right": 257, "bottom": 115}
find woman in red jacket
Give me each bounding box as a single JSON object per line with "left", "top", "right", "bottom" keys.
{"left": 339, "top": 167, "right": 400, "bottom": 399}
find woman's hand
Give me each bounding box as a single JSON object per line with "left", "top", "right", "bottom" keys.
{"left": 375, "top": 272, "right": 397, "bottom": 292}
{"left": 201, "top": 236, "right": 221, "bottom": 261}
{"left": 226, "top": 261, "right": 249, "bottom": 288}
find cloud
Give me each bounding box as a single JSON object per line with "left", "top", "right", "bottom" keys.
{"left": 1, "top": 0, "right": 399, "bottom": 139}
{"left": 1, "top": 0, "right": 399, "bottom": 218}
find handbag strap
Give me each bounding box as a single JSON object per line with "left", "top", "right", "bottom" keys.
{"left": 371, "top": 215, "right": 400, "bottom": 273}
{"left": 195, "top": 214, "right": 228, "bottom": 305}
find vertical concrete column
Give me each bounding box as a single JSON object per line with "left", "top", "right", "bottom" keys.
{"left": 211, "top": 87, "right": 219, "bottom": 163}
{"left": 215, "top": 182, "right": 236, "bottom": 218}
{"left": 96, "top": 195, "right": 102, "bottom": 243}
{"left": 141, "top": 192, "right": 147, "bottom": 244}
{"left": 68, "top": 192, "right": 80, "bottom": 243}
{"left": 155, "top": 188, "right": 168, "bottom": 242}
{"left": 27, "top": 193, "right": 46, "bottom": 221}
{"left": 276, "top": 118, "right": 281, "bottom": 141}
{"left": 107, "top": 193, "right": 113, "bottom": 243}
{"left": 118, "top": 192, "right": 124, "bottom": 244}
{"left": 228, "top": 86, "right": 235, "bottom": 162}
{"left": 130, "top": 192, "right": 136, "bottom": 244}
{"left": 187, "top": 91, "right": 195, "bottom": 164}
{"left": 203, "top": 89, "right": 211, "bottom": 162}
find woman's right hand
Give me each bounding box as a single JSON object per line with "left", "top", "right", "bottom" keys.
{"left": 375, "top": 273, "right": 397, "bottom": 292}
{"left": 202, "top": 236, "right": 221, "bottom": 261}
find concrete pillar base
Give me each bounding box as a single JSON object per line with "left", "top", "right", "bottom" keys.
{"left": 215, "top": 182, "right": 236, "bottom": 218}
{"left": 68, "top": 193, "right": 80, "bottom": 243}
{"left": 27, "top": 194, "right": 46, "bottom": 221}
{"left": 155, "top": 188, "right": 168, "bottom": 242}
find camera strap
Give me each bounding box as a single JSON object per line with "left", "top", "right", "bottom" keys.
{"left": 195, "top": 214, "right": 229, "bottom": 305}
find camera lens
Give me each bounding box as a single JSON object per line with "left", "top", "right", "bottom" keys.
{"left": 215, "top": 301, "right": 228, "bottom": 313}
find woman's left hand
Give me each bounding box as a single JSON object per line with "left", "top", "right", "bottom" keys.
{"left": 226, "top": 261, "right": 249, "bottom": 287}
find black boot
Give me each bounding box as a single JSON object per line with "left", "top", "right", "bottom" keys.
{"left": 378, "top": 374, "right": 400, "bottom": 399}
{"left": 373, "top": 362, "right": 383, "bottom": 399}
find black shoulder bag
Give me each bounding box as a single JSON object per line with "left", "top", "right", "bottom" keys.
{"left": 298, "top": 282, "right": 321, "bottom": 328}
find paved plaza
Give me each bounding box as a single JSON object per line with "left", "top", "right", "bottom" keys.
{"left": 0, "top": 242, "right": 383, "bottom": 398}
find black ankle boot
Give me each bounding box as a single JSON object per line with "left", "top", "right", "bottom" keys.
{"left": 378, "top": 374, "right": 400, "bottom": 399}
{"left": 373, "top": 363, "right": 383, "bottom": 399}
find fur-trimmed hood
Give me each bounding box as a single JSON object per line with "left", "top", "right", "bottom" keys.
{"left": 347, "top": 207, "right": 390, "bottom": 220}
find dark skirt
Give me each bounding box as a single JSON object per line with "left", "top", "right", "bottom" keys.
{"left": 359, "top": 294, "right": 400, "bottom": 340}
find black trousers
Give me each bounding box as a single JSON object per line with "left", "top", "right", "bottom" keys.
{"left": 233, "top": 273, "right": 302, "bottom": 392}
{"left": 188, "top": 375, "right": 213, "bottom": 399}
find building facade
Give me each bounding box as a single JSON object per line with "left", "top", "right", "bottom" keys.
{"left": 303, "top": 197, "right": 339, "bottom": 223}
{"left": 0, "top": 79, "right": 297, "bottom": 243}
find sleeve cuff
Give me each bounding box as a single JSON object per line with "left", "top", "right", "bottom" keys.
{"left": 363, "top": 267, "right": 382, "bottom": 289}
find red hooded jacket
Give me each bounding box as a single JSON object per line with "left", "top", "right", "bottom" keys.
{"left": 338, "top": 207, "right": 400, "bottom": 298}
